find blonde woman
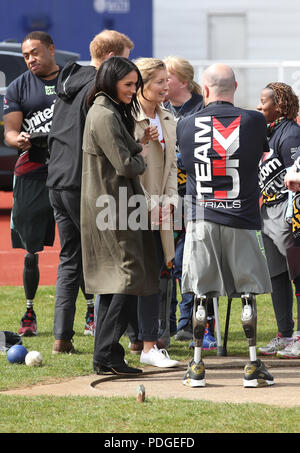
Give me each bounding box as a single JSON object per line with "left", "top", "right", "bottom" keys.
{"left": 164, "top": 56, "right": 203, "bottom": 119}
{"left": 128, "top": 57, "right": 179, "bottom": 368}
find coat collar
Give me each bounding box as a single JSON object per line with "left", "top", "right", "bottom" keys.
{"left": 135, "top": 101, "right": 173, "bottom": 123}
{"left": 93, "top": 93, "right": 120, "bottom": 112}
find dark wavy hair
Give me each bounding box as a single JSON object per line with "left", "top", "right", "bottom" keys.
{"left": 266, "top": 82, "right": 299, "bottom": 121}
{"left": 87, "top": 56, "right": 143, "bottom": 136}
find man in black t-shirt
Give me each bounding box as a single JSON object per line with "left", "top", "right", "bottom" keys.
{"left": 177, "top": 64, "right": 273, "bottom": 388}
{"left": 3, "top": 31, "right": 60, "bottom": 338}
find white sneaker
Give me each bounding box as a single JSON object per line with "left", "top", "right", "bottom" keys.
{"left": 140, "top": 345, "right": 179, "bottom": 368}
{"left": 277, "top": 332, "right": 300, "bottom": 359}
{"left": 258, "top": 334, "right": 293, "bottom": 356}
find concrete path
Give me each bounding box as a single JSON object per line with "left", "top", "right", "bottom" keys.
{"left": 2, "top": 356, "right": 300, "bottom": 407}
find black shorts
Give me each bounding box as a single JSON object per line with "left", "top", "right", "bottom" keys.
{"left": 11, "top": 176, "right": 55, "bottom": 253}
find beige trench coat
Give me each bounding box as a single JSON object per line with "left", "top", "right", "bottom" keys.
{"left": 134, "top": 104, "right": 178, "bottom": 264}
{"left": 81, "top": 95, "right": 159, "bottom": 296}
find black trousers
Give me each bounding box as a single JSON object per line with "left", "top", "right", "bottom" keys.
{"left": 49, "top": 189, "right": 92, "bottom": 340}
{"left": 94, "top": 294, "right": 137, "bottom": 367}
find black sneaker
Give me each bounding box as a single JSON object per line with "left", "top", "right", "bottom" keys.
{"left": 94, "top": 361, "right": 142, "bottom": 375}
{"left": 110, "top": 364, "right": 143, "bottom": 375}
{"left": 182, "top": 359, "right": 206, "bottom": 387}
{"left": 243, "top": 359, "right": 274, "bottom": 387}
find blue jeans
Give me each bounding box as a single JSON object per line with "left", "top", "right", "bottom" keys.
{"left": 171, "top": 231, "right": 193, "bottom": 332}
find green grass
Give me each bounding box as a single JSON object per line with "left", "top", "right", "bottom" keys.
{"left": 0, "top": 285, "right": 299, "bottom": 433}
{"left": 1, "top": 395, "right": 300, "bottom": 433}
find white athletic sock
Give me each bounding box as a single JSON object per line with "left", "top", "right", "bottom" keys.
{"left": 249, "top": 345, "right": 257, "bottom": 362}
{"left": 194, "top": 346, "right": 202, "bottom": 364}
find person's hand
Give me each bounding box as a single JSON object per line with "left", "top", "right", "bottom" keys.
{"left": 148, "top": 125, "right": 159, "bottom": 142}
{"left": 139, "top": 127, "right": 151, "bottom": 145}
{"left": 140, "top": 126, "right": 159, "bottom": 145}
{"left": 161, "top": 203, "right": 173, "bottom": 219}
{"left": 149, "top": 203, "right": 174, "bottom": 227}
{"left": 139, "top": 126, "right": 159, "bottom": 158}
{"left": 149, "top": 204, "right": 162, "bottom": 226}
{"left": 284, "top": 170, "right": 300, "bottom": 192}
{"left": 161, "top": 204, "right": 174, "bottom": 226}
{"left": 16, "top": 132, "right": 31, "bottom": 151}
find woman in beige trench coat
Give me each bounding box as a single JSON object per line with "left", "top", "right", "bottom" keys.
{"left": 127, "top": 58, "right": 180, "bottom": 368}
{"left": 81, "top": 57, "right": 158, "bottom": 375}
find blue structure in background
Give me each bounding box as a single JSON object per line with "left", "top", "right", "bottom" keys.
{"left": 0, "top": 0, "right": 153, "bottom": 59}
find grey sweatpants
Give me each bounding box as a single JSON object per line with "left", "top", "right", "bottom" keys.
{"left": 182, "top": 220, "right": 272, "bottom": 298}
{"left": 261, "top": 202, "right": 295, "bottom": 337}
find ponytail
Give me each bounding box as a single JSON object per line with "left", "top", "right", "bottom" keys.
{"left": 189, "top": 80, "right": 202, "bottom": 95}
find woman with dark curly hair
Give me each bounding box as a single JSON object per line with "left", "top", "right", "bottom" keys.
{"left": 257, "top": 82, "right": 300, "bottom": 358}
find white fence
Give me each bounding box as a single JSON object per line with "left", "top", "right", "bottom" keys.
{"left": 3, "top": 59, "right": 300, "bottom": 112}
{"left": 190, "top": 60, "right": 300, "bottom": 110}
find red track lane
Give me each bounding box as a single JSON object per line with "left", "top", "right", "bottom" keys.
{"left": 0, "top": 191, "right": 60, "bottom": 286}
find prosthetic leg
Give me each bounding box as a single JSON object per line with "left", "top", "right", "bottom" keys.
{"left": 183, "top": 295, "right": 207, "bottom": 387}
{"left": 23, "top": 253, "right": 40, "bottom": 303}
{"left": 158, "top": 264, "right": 173, "bottom": 348}
{"left": 80, "top": 280, "right": 95, "bottom": 336}
{"left": 18, "top": 253, "right": 39, "bottom": 336}
{"left": 188, "top": 297, "right": 219, "bottom": 351}
{"left": 213, "top": 297, "right": 223, "bottom": 355}
{"left": 241, "top": 293, "right": 274, "bottom": 387}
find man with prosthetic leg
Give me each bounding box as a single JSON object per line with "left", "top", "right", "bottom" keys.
{"left": 183, "top": 295, "right": 207, "bottom": 387}
{"left": 21, "top": 253, "right": 40, "bottom": 335}
{"left": 3, "top": 32, "right": 59, "bottom": 337}
{"left": 184, "top": 293, "right": 273, "bottom": 387}
{"left": 177, "top": 63, "right": 274, "bottom": 388}
{"left": 240, "top": 293, "right": 273, "bottom": 387}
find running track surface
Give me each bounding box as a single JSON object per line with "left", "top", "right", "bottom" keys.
{"left": 0, "top": 191, "right": 59, "bottom": 286}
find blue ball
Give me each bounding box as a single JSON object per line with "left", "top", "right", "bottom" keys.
{"left": 7, "top": 345, "right": 28, "bottom": 364}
